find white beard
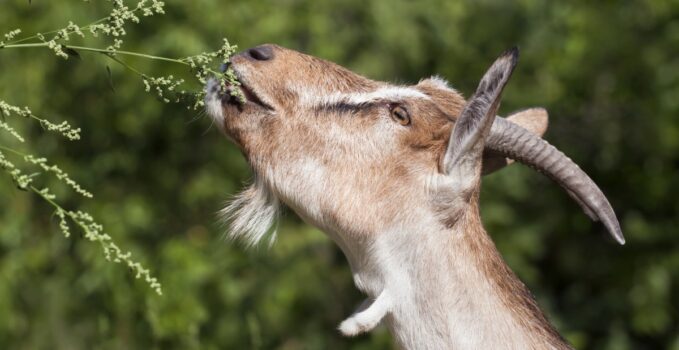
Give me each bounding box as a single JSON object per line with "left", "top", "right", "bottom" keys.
{"left": 219, "top": 174, "right": 280, "bottom": 247}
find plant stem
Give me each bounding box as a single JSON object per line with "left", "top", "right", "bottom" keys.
{"left": 6, "top": 17, "right": 108, "bottom": 45}
{"left": 0, "top": 144, "right": 27, "bottom": 157}
{"left": 2, "top": 43, "right": 186, "bottom": 65}
{"left": 104, "top": 54, "right": 145, "bottom": 76}
{"left": 5, "top": 2, "right": 147, "bottom": 45}
{"left": 28, "top": 185, "right": 94, "bottom": 246}
{"left": 0, "top": 43, "right": 223, "bottom": 77}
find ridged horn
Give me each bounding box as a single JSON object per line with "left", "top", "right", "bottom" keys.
{"left": 485, "top": 117, "right": 625, "bottom": 244}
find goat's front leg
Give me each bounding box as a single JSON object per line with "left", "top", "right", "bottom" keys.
{"left": 338, "top": 291, "right": 391, "bottom": 336}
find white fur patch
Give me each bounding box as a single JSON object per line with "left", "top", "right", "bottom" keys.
{"left": 219, "top": 176, "right": 280, "bottom": 247}
{"left": 421, "top": 75, "right": 453, "bottom": 90}
{"left": 339, "top": 291, "right": 392, "bottom": 336}
{"left": 205, "top": 78, "right": 225, "bottom": 132}
{"left": 299, "top": 86, "right": 430, "bottom": 108}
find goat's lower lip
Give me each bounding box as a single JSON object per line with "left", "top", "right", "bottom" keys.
{"left": 220, "top": 80, "right": 273, "bottom": 111}
{"left": 240, "top": 84, "right": 272, "bottom": 110}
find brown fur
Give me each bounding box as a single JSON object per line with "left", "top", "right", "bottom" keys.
{"left": 210, "top": 44, "right": 570, "bottom": 348}
{"left": 460, "top": 196, "right": 571, "bottom": 349}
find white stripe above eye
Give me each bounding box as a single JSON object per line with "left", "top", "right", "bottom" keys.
{"left": 343, "top": 86, "right": 430, "bottom": 104}
{"left": 300, "top": 86, "right": 430, "bottom": 107}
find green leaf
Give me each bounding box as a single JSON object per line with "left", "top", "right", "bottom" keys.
{"left": 62, "top": 46, "right": 81, "bottom": 60}
{"left": 106, "top": 65, "right": 116, "bottom": 93}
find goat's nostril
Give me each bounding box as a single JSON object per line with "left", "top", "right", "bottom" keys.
{"left": 247, "top": 45, "right": 274, "bottom": 61}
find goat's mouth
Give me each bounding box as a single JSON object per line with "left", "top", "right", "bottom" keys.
{"left": 218, "top": 76, "right": 274, "bottom": 112}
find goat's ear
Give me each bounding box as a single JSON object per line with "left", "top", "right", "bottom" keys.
{"left": 482, "top": 108, "right": 548, "bottom": 175}
{"left": 442, "top": 48, "right": 519, "bottom": 188}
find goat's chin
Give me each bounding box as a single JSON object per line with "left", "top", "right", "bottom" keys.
{"left": 205, "top": 82, "right": 228, "bottom": 132}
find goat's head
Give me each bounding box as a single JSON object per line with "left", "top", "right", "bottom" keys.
{"left": 205, "top": 44, "right": 624, "bottom": 248}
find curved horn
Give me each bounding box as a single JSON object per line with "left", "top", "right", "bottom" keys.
{"left": 482, "top": 108, "right": 549, "bottom": 175}
{"left": 485, "top": 117, "right": 625, "bottom": 244}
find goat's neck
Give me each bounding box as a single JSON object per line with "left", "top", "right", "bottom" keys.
{"left": 339, "top": 203, "right": 571, "bottom": 350}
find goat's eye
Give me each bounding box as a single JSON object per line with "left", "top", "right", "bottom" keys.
{"left": 389, "top": 105, "right": 411, "bottom": 126}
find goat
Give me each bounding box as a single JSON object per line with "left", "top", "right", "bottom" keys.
{"left": 205, "top": 44, "right": 624, "bottom": 349}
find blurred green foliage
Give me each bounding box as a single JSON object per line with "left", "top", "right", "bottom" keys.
{"left": 1, "top": 0, "right": 678, "bottom": 349}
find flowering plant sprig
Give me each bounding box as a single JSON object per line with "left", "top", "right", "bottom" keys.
{"left": 0, "top": 147, "right": 162, "bottom": 295}
{"left": 1, "top": 101, "right": 81, "bottom": 140}
{"left": 1, "top": 0, "right": 242, "bottom": 106}
{"left": 0, "top": 0, "right": 241, "bottom": 295}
